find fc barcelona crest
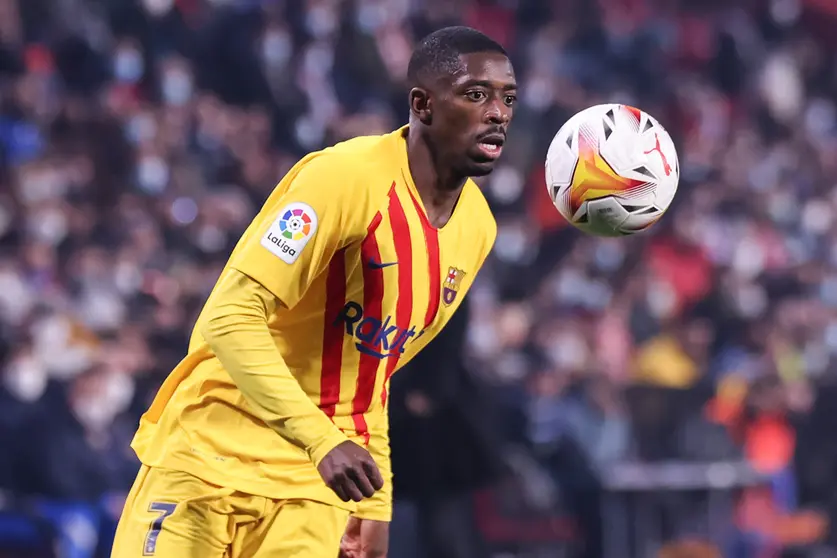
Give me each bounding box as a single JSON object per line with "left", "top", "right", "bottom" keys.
{"left": 442, "top": 267, "right": 466, "bottom": 306}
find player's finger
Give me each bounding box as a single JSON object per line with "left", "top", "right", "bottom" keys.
{"left": 340, "top": 473, "right": 366, "bottom": 502}
{"left": 345, "top": 480, "right": 366, "bottom": 502}
{"left": 362, "top": 459, "right": 384, "bottom": 491}
{"left": 349, "top": 465, "right": 377, "bottom": 498}
{"left": 329, "top": 479, "right": 351, "bottom": 502}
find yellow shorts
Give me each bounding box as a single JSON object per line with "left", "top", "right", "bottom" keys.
{"left": 110, "top": 465, "right": 350, "bottom": 558}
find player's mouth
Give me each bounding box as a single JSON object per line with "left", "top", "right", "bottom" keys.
{"left": 475, "top": 134, "right": 505, "bottom": 160}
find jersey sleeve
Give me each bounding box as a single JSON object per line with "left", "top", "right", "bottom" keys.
{"left": 200, "top": 269, "right": 349, "bottom": 466}
{"left": 228, "top": 153, "right": 371, "bottom": 309}
{"left": 353, "top": 411, "right": 393, "bottom": 522}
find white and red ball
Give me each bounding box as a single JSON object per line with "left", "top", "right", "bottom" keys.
{"left": 545, "top": 104, "right": 679, "bottom": 237}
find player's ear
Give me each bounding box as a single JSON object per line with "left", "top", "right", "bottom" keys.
{"left": 409, "top": 87, "right": 432, "bottom": 125}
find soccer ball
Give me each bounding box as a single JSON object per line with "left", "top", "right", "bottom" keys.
{"left": 545, "top": 104, "right": 679, "bottom": 236}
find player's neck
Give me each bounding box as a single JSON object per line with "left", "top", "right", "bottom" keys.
{"left": 406, "top": 129, "right": 466, "bottom": 229}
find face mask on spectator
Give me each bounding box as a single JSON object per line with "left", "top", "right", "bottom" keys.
{"left": 825, "top": 322, "right": 837, "bottom": 354}
{"left": 126, "top": 113, "right": 157, "bottom": 145}
{"left": 3, "top": 355, "right": 47, "bottom": 403}
{"left": 522, "top": 74, "right": 554, "bottom": 111}
{"left": 262, "top": 31, "right": 292, "bottom": 67}
{"left": 305, "top": 5, "right": 337, "bottom": 38}
{"left": 820, "top": 275, "right": 837, "bottom": 307}
{"left": 161, "top": 70, "right": 193, "bottom": 106}
{"left": 548, "top": 332, "right": 588, "bottom": 371}
{"left": 28, "top": 207, "right": 68, "bottom": 245}
{"left": 73, "top": 400, "right": 116, "bottom": 432}
{"left": 0, "top": 267, "right": 34, "bottom": 326}
{"left": 196, "top": 225, "right": 227, "bottom": 254}
{"left": 495, "top": 225, "right": 530, "bottom": 264}
{"left": 102, "top": 371, "right": 136, "bottom": 416}
{"left": 137, "top": 156, "right": 169, "bottom": 193}
{"left": 488, "top": 166, "right": 524, "bottom": 204}
{"left": 114, "top": 49, "right": 144, "bottom": 83}
{"left": 19, "top": 168, "right": 65, "bottom": 204}
{"left": 593, "top": 241, "right": 625, "bottom": 273}
{"left": 646, "top": 280, "right": 676, "bottom": 319}
{"left": 356, "top": 2, "right": 386, "bottom": 33}
{"left": 142, "top": 0, "right": 174, "bottom": 17}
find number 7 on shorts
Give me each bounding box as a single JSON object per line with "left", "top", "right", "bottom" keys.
{"left": 143, "top": 502, "right": 177, "bottom": 556}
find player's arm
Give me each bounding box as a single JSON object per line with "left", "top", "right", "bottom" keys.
{"left": 200, "top": 154, "right": 382, "bottom": 501}
{"left": 352, "top": 416, "right": 393, "bottom": 522}
{"left": 201, "top": 270, "right": 346, "bottom": 464}
{"left": 340, "top": 416, "right": 392, "bottom": 558}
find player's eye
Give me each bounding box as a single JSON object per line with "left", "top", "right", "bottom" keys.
{"left": 466, "top": 90, "right": 486, "bottom": 102}
{"left": 504, "top": 94, "right": 517, "bottom": 106}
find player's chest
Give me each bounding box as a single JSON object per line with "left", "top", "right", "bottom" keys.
{"left": 336, "top": 212, "right": 478, "bottom": 361}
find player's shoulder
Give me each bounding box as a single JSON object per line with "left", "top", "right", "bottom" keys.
{"left": 461, "top": 179, "right": 498, "bottom": 243}
{"left": 294, "top": 129, "right": 403, "bottom": 199}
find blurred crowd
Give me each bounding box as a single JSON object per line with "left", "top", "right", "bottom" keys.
{"left": 2, "top": 0, "right": 837, "bottom": 556}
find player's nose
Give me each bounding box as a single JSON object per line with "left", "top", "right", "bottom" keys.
{"left": 484, "top": 100, "right": 511, "bottom": 126}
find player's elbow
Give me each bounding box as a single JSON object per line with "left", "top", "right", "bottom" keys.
{"left": 199, "top": 270, "right": 272, "bottom": 347}
{"left": 198, "top": 306, "right": 226, "bottom": 349}
{"left": 200, "top": 299, "right": 263, "bottom": 347}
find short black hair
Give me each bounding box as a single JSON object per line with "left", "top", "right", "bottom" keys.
{"left": 407, "top": 26, "right": 507, "bottom": 86}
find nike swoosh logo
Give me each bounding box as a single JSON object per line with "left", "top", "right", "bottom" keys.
{"left": 368, "top": 260, "right": 398, "bottom": 269}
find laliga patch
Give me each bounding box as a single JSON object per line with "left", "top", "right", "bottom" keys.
{"left": 261, "top": 202, "right": 318, "bottom": 264}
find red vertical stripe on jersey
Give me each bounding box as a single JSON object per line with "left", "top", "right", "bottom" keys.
{"left": 351, "top": 211, "right": 385, "bottom": 445}
{"left": 381, "top": 188, "right": 413, "bottom": 407}
{"left": 423, "top": 227, "right": 441, "bottom": 327}
{"left": 319, "top": 248, "right": 347, "bottom": 418}
{"left": 407, "top": 190, "right": 442, "bottom": 328}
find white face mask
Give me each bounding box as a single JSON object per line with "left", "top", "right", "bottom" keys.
{"left": 28, "top": 208, "right": 68, "bottom": 245}
{"left": 142, "top": 0, "right": 174, "bottom": 17}
{"left": 522, "top": 74, "right": 554, "bottom": 111}
{"left": 126, "top": 113, "right": 157, "bottom": 145}
{"left": 593, "top": 241, "right": 625, "bottom": 273}
{"left": 495, "top": 225, "right": 529, "bottom": 264}
{"left": 80, "top": 290, "right": 126, "bottom": 331}
{"left": 646, "top": 280, "right": 676, "bottom": 319}
{"left": 305, "top": 5, "right": 337, "bottom": 38}
{"left": 468, "top": 321, "right": 500, "bottom": 357}
{"left": 3, "top": 356, "right": 47, "bottom": 403}
{"left": 0, "top": 268, "right": 34, "bottom": 326}
{"left": 196, "top": 225, "right": 226, "bottom": 254}
{"left": 114, "top": 49, "right": 144, "bottom": 83}
{"left": 104, "top": 372, "right": 136, "bottom": 415}
{"left": 547, "top": 332, "right": 588, "bottom": 371}
{"left": 136, "top": 156, "right": 169, "bottom": 193}
{"left": 19, "top": 170, "right": 65, "bottom": 204}
{"left": 489, "top": 166, "right": 524, "bottom": 204}
{"left": 161, "top": 71, "right": 193, "bottom": 106}
{"left": 356, "top": 2, "right": 386, "bottom": 33}
{"left": 74, "top": 401, "right": 115, "bottom": 431}
{"left": 825, "top": 322, "right": 837, "bottom": 354}
{"left": 262, "top": 32, "right": 292, "bottom": 67}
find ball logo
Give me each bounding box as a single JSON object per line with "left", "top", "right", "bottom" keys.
{"left": 261, "top": 202, "right": 318, "bottom": 264}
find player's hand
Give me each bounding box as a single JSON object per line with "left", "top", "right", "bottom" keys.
{"left": 317, "top": 441, "right": 384, "bottom": 502}
{"left": 339, "top": 517, "right": 389, "bottom": 558}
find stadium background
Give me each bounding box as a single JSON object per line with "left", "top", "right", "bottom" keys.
{"left": 1, "top": 0, "right": 837, "bottom": 557}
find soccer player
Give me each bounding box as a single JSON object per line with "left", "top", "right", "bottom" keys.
{"left": 111, "top": 26, "right": 516, "bottom": 558}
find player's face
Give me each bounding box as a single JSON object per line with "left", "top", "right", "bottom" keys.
{"left": 434, "top": 52, "right": 517, "bottom": 178}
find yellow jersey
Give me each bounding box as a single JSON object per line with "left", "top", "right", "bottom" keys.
{"left": 131, "top": 126, "right": 496, "bottom": 521}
